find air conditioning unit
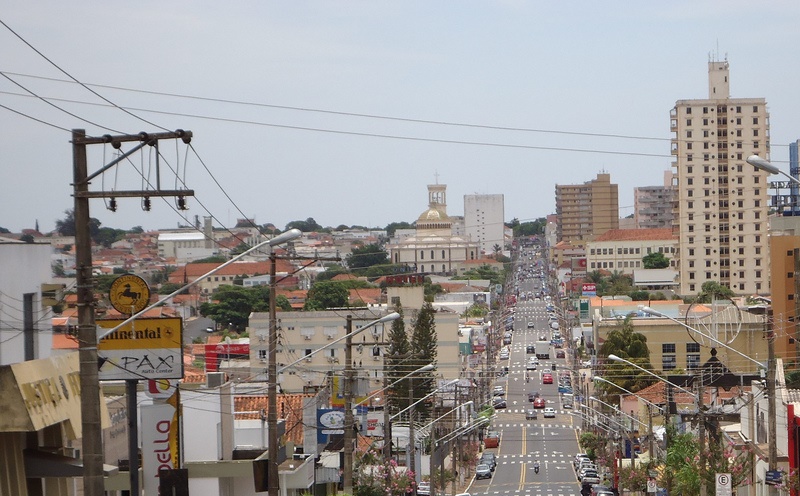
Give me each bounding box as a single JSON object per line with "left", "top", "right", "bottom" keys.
{"left": 305, "top": 356, "right": 312, "bottom": 362}
{"left": 304, "top": 335, "right": 312, "bottom": 340}
{"left": 373, "top": 356, "right": 381, "bottom": 361}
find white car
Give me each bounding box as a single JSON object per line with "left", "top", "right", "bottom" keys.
{"left": 543, "top": 407, "right": 556, "bottom": 418}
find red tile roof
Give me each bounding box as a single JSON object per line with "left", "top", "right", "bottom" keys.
{"left": 52, "top": 333, "right": 79, "bottom": 350}
{"left": 593, "top": 228, "right": 677, "bottom": 242}
{"left": 349, "top": 288, "right": 382, "bottom": 305}
{"left": 234, "top": 394, "right": 312, "bottom": 445}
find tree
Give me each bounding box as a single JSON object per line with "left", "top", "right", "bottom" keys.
{"left": 512, "top": 217, "right": 546, "bottom": 237}
{"left": 385, "top": 303, "right": 412, "bottom": 412}
{"left": 55, "top": 209, "right": 101, "bottom": 239}
{"left": 492, "top": 244, "right": 502, "bottom": 258}
{"left": 303, "top": 281, "right": 349, "bottom": 310}
{"left": 315, "top": 265, "right": 349, "bottom": 281}
{"left": 94, "top": 226, "right": 127, "bottom": 248}
{"left": 385, "top": 221, "right": 413, "bottom": 236}
{"left": 199, "top": 285, "right": 269, "bottom": 331}
{"left": 158, "top": 282, "right": 184, "bottom": 295}
{"left": 20, "top": 234, "right": 35, "bottom": 243}
{"left": 453, "top": 264, "right": 504, "bottom": 286}
{"left": 347, "top": 243, "right": 389, "bottom": 269}
{"left": 285, "top": 217, "right": 322, "bottom": 232}
{"left": 409, "top": 302, "right": 438, "bottom": 416}
{"left": 129, "top": 225, "right": 144, "bottom": 233}
{"left": 642, "top": 252, "right": 670, "bottom": 269}
{"left": 0, "top": 226, "right": 10, "bottom": 233}
{"left": 597, "top": 316, "right": 653, "bottom": 397}
{"left": 192, "top": 255, "right": 228, "bottom": 264}
{"left": 695, "top": 280, "right": 735, "bottom": 303}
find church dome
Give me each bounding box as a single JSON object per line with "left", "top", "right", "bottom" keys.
{"left": 418, "top": 205, "right": 449, "bottom": 223}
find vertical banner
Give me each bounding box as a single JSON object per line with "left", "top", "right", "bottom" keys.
{"left": 141, "top": 390, "right": 180, "bottom": 496}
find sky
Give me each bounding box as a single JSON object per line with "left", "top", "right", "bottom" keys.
{"left": 1, "top": 1, "right": 800, "bottom": 235}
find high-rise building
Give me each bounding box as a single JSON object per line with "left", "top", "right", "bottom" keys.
{"left": 671, "top": 59, "right": 770, "bottom": 295}
{"left": 634, "top": 171, "right": 677, "bottom": 229}
{"left": 464, "top": 194, "right": 505, "bottom": 256}
{"left": 555, "top": 172, "right": 619, "bottom": 245}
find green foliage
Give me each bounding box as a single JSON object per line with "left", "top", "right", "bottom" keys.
{"left": 158, "top": 282, "right": 184, "bottom": 295}
{"left": 20, "top": 234, "right": 35, "bottom": 243}
{"left": 52, "top": 262, "right": 66, "bottom": 277}
{"left": 597, "top": 316, "right": 654, "bottom": 397}
{"left": 303, "top": 281, "right": 349, "bottom": 310}
{"left": 453, "top": 264, "right": 504, "bottom": 286}
{"left": 409, "top": 302, "right": 438, "bottom": 416}
{"left": 629, "top": 290, "right": 650, "bottom": 301}
{"left": 199, "top": 285, "right": 270, "bottom": 331}
{"left": 642, "top": 252, "right": 670, "bottom": 269}
{"left": 385, "top": 221, "right": 413, "bottom": 236}
{"left": 95, "top": 274, "right": 119, "bottom": 295}
{"left": 386, "top": 303, "right": 412, "bottom": 412}
{"left": 352, "top": 450, "right": 415, "bottom": 496}
{"left": 463, "top": 303, "right": 489, "bottom": 318}
{"left": 129, "top": 225, "right": 144, "bottom": 233}
{"left": 192, "top": 256, "right": 228, "bottom": 264}
{"left": 315, "top": 265, "right": 349, "bottom": 282}
{"left": 510, "top": 217, "right": 546, "bottom": 237}
{"left": 285, "top": 217, "right": 322, "bottom": 232}
{"left": 423, "top": 279, "right": 445, "bottom": 302}
{"left": 347, "top": 243, "right": 389, "bottom": 269}
{"left": 0, "top": 226, "right": 10, "bottom": 233}
{"left": 275, "top": 295, "right": 292, "bottom": 311}
{"left": 696, "top": 280, "right": 736, "bottom": 303}
{"left": 230, "top": 242, "right": 250, "bottom": 256}
{"left": 94, "top": 226, "right": 127, "bottom": 248}
{"left": 578, "top": 431, "right": 604, "bottom": 460}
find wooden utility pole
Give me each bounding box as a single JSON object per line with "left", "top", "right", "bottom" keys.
{"left": 72, "top": 129, "right": 192, "bottom": 496}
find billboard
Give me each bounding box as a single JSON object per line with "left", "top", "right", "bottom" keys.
{"left": 581, "top": 283, "right": 597, "bottom": 297}
{"left": 96, "top": 317, "right": 183, "bottom": 381}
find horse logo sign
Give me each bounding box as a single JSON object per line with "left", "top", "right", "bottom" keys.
{"left": 109, "top": 274, "right": 151, "bottom": 315}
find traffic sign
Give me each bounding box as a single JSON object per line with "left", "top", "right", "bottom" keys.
{"left": 715, "top": 473, "right": 731, "bottom": 496}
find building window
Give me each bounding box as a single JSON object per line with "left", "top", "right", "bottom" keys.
{"left": 442, "top": 250, "right": 446, "bottom": 258}
{"left": 662, "top": 355, "right": 677, "bottom": 371}
{"left": 420, "top": 250, "right": 424, "bottom": 259}
{"left": 431, "top": 250, "right": 434, "bottom": 259}
{"left": 687, "top": 354, "right": 700, "bottom": 370}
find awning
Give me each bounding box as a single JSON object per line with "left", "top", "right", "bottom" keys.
{"left": 24, "top": 449, "right": 118, "bottom": 478}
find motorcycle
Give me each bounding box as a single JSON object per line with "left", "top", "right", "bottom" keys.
{"left": 533, "top": 462, "right": 540, "bottom": 474}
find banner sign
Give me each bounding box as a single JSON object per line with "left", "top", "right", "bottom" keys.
{"left": 96, "top": 318, "right": 183, "bottom": 381}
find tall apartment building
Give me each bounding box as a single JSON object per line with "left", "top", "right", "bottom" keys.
{"left": 555, "top": 172, "right": 619, "bottom": 245}
{"left": 671, "top": 59, "right": 770, "bottom": 296}
{"left": 634, "top": 171, "right": 677, "bottom": 229}
{"left": 464, "top": 194, "right": 505, "bottom": 256}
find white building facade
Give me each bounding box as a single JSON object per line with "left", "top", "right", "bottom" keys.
{"left": 464, "top": 194, "right": 505, "bottom": 256}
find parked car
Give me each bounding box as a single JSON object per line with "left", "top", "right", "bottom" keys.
{"left": 476, "top": 464, "right": 492, "bottom": 480}
{"left": 543, "top": 407, "right": 556, "bottom": 418}
{"left": 417, "top": 483, "right": 431, "bottom": 496}
{"left": 580, "top": 471, "right": 601, "bottom": 486}
{"left": 492, "top": 398, "right": 507, "bottom": 409}
{"left": 484, "top": 431, "right": 500, "bottom": 448}
{"left": 573, "top": 453, "right": 591, "bottom": 469}
{"left": 479, "top": 452, "right": 497, "bottom": 471}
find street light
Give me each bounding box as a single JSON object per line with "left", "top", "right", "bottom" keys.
{"left": 747, "top": 155, "right": 800, "bottom": 186}
{"left": 607, "top": 354, "right": 697, "bottom": 398}
{"left": 355, "top": 364, "right": 436, "bottom": 407}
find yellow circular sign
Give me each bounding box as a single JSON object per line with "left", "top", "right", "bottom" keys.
{"left": 109, "top": 274, "right": 151, "bottom": 315}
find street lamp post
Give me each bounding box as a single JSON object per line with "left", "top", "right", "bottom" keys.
{"left": 747, "top": 155, "right": 800, "bottom": 186}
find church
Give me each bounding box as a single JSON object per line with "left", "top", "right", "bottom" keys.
{"left": 387, "top": 182, "right": 480, "bottom": 275}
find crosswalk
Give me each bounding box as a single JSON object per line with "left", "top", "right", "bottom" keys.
{"left": 479, "top": 491, "right": 579, "bottom": 496}
{"left": 491, "top": 421, "right": 575, "bottom": 429}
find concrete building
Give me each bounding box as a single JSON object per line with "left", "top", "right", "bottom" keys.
{"left": 464, "top": 194, "right": 505, "bottom": 256}
{"left": 767, "top": 216, "right": 800, "bottom": 369}
{"left": 247, "top": 299, "right": 460, "bottom": 394}
{"left": 634, "top": 171, "right": 677, "bottom": 229}
{"left": 555, "top": 172, "right": 619, "bottom": 245}
{"left": 671, "top": 59, "right": 770, "bottom": 295}
{"left": 387, "top": 183, "right": 480, "bottom": 275}
{"left": 586, "top": 228, "right": 678, "bottom": 274}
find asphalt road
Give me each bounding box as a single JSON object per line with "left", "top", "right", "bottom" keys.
{"left": 470, "top": 254, "right": 582, "bottom": 496}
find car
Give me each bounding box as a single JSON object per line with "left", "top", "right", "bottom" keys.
{"left": 526, "top": 345, "right": 536, "bottom": 354}
{"left": 542, "top": 373, "right": 553, "bottom": 384}
{"left": 527, "top": 321, "right": 535, "bottom": 328}
{"left": 533, "top": 397, "right": 546, "bottom": 408}
{"left": 479, "top": 453, "right": 497, "bottom": 471}
{"left": 205, "top": 326, "right": 215, "bottom": 333}
{"left": 538, "top": 334, "right": 547, "bottom": 341}
{"left": 476, "top": 464, "right": 492, "bottom": 479}
{"left": 573, "top": 453, "right": 590, "bottom": 468}
{"left": 484, "top": 431, "right": 500, "bottom": 448}
{"left": 543, "top": 407, "right": 556, "bottom": 418}
{"left": 528, "top": 391, "right": 540, "bottom": 402}
{"left": 558, "top": 384, "right": 573, "bottom": 394}
{"left": 417, "top": 483, "right": 431, "bottom": 496}
{"left": 526, "top": 409, "right": 538, "bottom": 420}
{"left": 578, "top": 464, "right": 598, "bottom": 478}
{"left": 556, "top": 350, "right": 566, "bottom": 358}
{"left": 526, "top": 361, "right": 537, "bottom": 371}
{"left": 492, "top": 398, "right": 507, "bottom": 409}
{"left": 580, "top": 471, "right": 601, "bottom": 486}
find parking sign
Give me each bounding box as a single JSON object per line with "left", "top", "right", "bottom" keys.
{"left": 716, "top": 473, "right": 731, "bottom": 496}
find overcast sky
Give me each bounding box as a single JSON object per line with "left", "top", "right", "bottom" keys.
{"left": 2, "top": 1, "right": 799, "bottom": 234}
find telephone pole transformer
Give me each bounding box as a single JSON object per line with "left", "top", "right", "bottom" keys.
{"left": 72, "top": 129, "right": 193, "bottom": 496}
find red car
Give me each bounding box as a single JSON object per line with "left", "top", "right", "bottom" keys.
{"left": 533, "top": 397, "right": 546, "bottom": 408}
{"left": 542, "top": 373, "right": 553, "bottom": 384}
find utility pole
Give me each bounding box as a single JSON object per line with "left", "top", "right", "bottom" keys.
{"left": 268, "top": 253, "right": 279, "bottom": 496}
{"left": 72, "top": 129, "right": 192, "bottom": 496}
{"left": 766, "top": 308, "right": 778, "bottom": 496}
{"left": 343, "top": 315, "right": 355, "bottom": 494}
{"left": 647, "top": 405, "right": 654, "bottom": 461}
{"left": 408, "top": 378, "right": 417, "bottom": 495}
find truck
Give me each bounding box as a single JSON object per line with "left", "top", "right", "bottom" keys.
{"left": 536, "top": 351, "right": 550, "bottom": 360}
